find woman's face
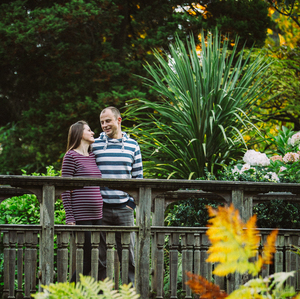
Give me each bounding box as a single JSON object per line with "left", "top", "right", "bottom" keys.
{"left": 81, "top": 124, "right": 95, "bottom": 144}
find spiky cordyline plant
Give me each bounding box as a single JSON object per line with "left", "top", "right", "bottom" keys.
{"left": 125, "top": 29, "right": 271, "bottom": 179}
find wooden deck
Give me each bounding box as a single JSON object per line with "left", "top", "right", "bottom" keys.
{"left": 1, "top": 176, "right": 300, "bottom": 298}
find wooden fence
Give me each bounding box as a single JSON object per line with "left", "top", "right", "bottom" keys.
{"left": 1, "top": 176, "right": 300, "bottom": 298}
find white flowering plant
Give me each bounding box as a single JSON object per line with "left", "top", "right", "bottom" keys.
{"left": 216, "top": 127, "right": 300, "bottom": 183}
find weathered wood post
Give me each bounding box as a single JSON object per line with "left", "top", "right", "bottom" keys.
{"left": 136, "top": 186, "right": 152, "bottom": 299}
{"left": 230, "top": 188, "right": 255, "bottom": 292}
{"left": 228, "top": 188, "right": 245, "bottom": 293}
{"left": 39, "top": 184, "right": 55, "bottom": 288}
{"left": 151, "top": 195, "right": 165, "bottom": 294}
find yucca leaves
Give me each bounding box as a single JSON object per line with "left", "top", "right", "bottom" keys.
{"left": 126, "top": 29, "right": 271, "bottom": 179}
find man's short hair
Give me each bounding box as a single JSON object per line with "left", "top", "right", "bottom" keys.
{"left": 101, "top": 106, "right": 121, "bottom": 120}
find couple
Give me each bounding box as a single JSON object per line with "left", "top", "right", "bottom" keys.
{"left": 61, "top": 106, "right": 143, "bottom": 285}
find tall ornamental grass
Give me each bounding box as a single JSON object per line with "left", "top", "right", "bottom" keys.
{"left": 126, "top": 29, "right": 271, "bottom": 179}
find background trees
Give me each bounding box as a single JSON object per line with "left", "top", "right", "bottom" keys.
{"left": 0, "top": 0, "right": 271, "bottom": 174}
{"left": 0, "top": 0, "right": 202, "bottom": 173}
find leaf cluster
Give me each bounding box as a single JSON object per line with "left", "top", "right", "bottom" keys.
{"left": 206, "top": 204, "right": 277, "bottom": 276}
{"left": 33, "top": 275, "right": 140, "bottom": 299}
{"left": 185, "top": 204, "right": 300, "bottom": 299}
{"left": 126, "top": 28, "right": 271, "bottom": 179}
{"left": 0, "top": 166, "right": 65, "bottom": 225}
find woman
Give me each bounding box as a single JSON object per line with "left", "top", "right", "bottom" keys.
{"left": 61, "top": 120, "right": 103, "bottom": 282}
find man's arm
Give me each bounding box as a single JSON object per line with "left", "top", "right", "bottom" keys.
{"left": 132, "top": 143, "right": 143, "bottom": 179}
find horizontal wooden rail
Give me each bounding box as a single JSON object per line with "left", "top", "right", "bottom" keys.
{"left": 1, "top": 175, "right": 300, "bottom": 298}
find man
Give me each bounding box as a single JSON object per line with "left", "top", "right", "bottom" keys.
{"left": 92, "top": 106, "right": 143, "bottom": 285}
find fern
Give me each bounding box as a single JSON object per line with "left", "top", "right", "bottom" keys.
{"left": 206, "top": 204, "right": 278, "bottom": 276}
{"left": 32, "top": 274, "right": 140, "bottom": 299}
{"left": 185, "top": 204, "right": 300, "bottom": 298}
{"left": 229, "top": 272, "right": 296, "bottom": 299}
{"left": 186, "top": 272, "right": 228, "bottom": 298}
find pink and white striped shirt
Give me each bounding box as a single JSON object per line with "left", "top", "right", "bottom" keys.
{"left": 61, "top": 150, "right": 103, "bottom": 223}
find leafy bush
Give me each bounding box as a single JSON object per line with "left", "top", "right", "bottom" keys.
{"left": 0, "top": 166, "right": 65, "bottom": 225}
{"left": 32, "top": 275, "right": 139, "bottom": 299}
{"left": 165, "top": 198, "right": 221, "bottom": 227}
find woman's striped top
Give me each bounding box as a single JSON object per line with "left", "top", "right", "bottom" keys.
{"left": 61, "top": 150, "right": 103, "bottom": 223}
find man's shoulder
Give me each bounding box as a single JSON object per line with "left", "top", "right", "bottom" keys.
{"left": 126, "top": 137, "right": 139, "bottom": 145}
{"left": 124, "top": 133, "right": 139, "bottom": 146}
{"left": 93, "top": 136, "right": 105, "bottom": 147}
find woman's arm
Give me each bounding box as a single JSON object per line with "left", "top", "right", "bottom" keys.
{"left": 61, "top": 152, "right": 76, "bottom": 224}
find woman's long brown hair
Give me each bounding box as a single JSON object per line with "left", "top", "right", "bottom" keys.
{"left": 66, "top": 120, "right": 89, "bottom": 152}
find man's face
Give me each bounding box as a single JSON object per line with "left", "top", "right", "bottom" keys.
{"left": 100, "top": 109, "right": 121, "bottom": 139}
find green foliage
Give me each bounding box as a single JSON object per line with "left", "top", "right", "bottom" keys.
{"left": 266, "top": 126, "right": 295, "bottom": 155}
{"left": 126, "top": 29, "right": 271, "bottom": 179}
{"left": 0, "top": 0, "right": 205, "bottom": 175}
{"left": 32, "top": 275, "right": 139, "bottom": 299}
{"left": 204, "top": 0, "right": 272, "bottom": 49}
{"left": 229, "top": 272, "right": 297, "bottom": 298}
{"left": 252, "top": 45, "right": 300, "bottom": 131}
{"left": 0, "top": 0, "right": 272, "bottom": 175}
{"left": 165, "top": 198, "right": 220, "bottom": 227}
{"left": 0, "top": 166, "right": 65, "bottom": 225}
{"left": 254, "top": 200, "right": 300, "bottom": 228}
{"left": 215, "top": 162, "right": 278, "bottom": 182}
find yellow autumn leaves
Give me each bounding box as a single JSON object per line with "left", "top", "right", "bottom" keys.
{"left": 206, "top": 204, "right": 278, "bottom": 277}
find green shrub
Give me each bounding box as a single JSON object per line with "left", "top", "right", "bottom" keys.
{"left": 32, "top": 275, "right": 140, "bottom": 299}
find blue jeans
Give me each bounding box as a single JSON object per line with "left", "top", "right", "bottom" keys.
{"left": 98, "top": 206, "right": 135, "bottom": 285}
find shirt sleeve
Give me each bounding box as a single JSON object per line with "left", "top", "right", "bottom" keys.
{"left": 61, "top": 152, "right": 76, "bottom": 223}
{"left": 132, "top": 143, "right": 143, "bottom": 179}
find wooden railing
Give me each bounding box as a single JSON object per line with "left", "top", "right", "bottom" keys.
{"left": 1, "top": 176, "right": 300, "bottom": 299}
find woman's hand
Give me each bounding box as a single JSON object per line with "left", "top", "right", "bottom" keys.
{"left": 67, "top": 222, "right": 75, "bottom": 225}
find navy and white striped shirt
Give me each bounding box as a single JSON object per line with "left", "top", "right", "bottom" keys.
{"left": 92, "top": 132, "right": 143, "bottom": 207}
{"left": 61, "top": 150, "right": 103, "bottom": 223}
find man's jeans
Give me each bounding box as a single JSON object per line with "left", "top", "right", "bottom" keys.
{"left": 98, "top": 206, "right": 135, "bottom": 285}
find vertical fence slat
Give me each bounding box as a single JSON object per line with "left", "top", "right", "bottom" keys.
{"left": 114, "top": 250, "right": 120, "bottom": 290}
{"left": 261, "top": 233, "right": 270, "bottom": 278}
{"left": 56, "top": 232, "right": 62, "bottom": 282}
{"left": 169, "top": 232, "right": 179, "bottom": 299}
{"left": 16, "top": 232, "right": 24, "bottom": 299}
{"left": 194, "top": 234, "right": 200, "bottom": 276}
{"left": 136, "top": 186, "right": 152, "bottom": 298}
{"left": 69, "top": 232, "right": 76, "bottom": 281}
{"left": 75, "top": 232, "right": 85, "bottom": 283}
{"left": 275, "top": 233, "right": 285, "bottom": 274}
{"left": 121, "top": 232, "right": 130, "bottom": 285}
{"left": 9, "top": 231, "right": 17, "bottom": 299}
{"left": 57, "top": 232, "right": 70, "bottom": 283}
{"left": 40, "top": 185, "right": 55, "bottom": 289}
{"left": 286, "top": 234, "right": 298, "bottom": 287}
{"left": 2, "top": 231, "right": 9, "bottom": 299}
{"left": 155, "top": 232, "right": 165, "bottom": 299}
{"left": 90, "top": 231, "right": 100, "bottom": 281}
{"left": 184, "top": 233, "right": 194, "bottom": 299}
{"left": 181, "top": 234, "right": 187, "bottom": 295}
{"left": 106, "top": 232, "right": 115, "bottom": 281}
{"left": 24, "top": 231, "right": 33, "bottom": 299}
{"left": 31, "top": 232, "right": 38, "bottom": 295}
